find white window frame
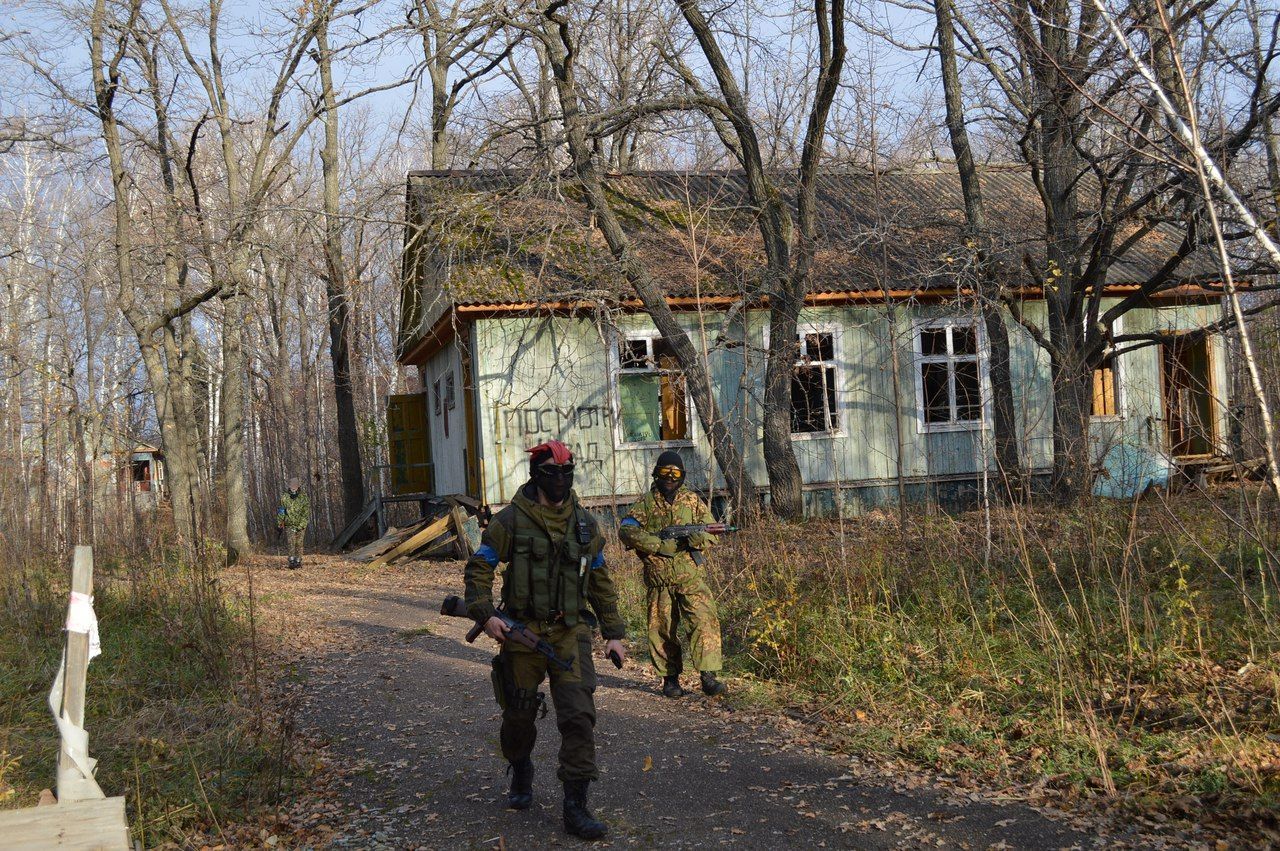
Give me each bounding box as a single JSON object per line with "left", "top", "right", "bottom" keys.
{"left": 1088, "top": 316, "right": 1126, "bottom": 421}
{"left": 610, "top": 330, "right": 697, "bottom": 449}
{"left": 912, "top": 317, "right": 991, "bottom": 434}
{"left": 790, "top": 322, "right": 844, "bottom": 439}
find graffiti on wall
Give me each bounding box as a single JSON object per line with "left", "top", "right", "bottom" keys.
{"left": 500, "top": 404, "right": 607, "bottom": 438}
{"left": 497, "top": 404, "right": 610, "bottom": 477}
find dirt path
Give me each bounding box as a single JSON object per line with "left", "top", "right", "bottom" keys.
{"left": 247, "top": 556, "right": 1149, "bottom": 850}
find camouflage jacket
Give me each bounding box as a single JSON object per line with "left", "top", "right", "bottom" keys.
{"left": 278, "top": 491, "right": 310, "bottom": 530}
{"left": 618, "top": 486, "right": 714, "bottom": 588}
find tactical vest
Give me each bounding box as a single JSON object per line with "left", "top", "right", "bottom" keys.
{"left": 502, "top": 503, "right": 596, "bottom": 626}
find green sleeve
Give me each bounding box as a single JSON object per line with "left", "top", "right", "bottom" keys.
{"left": 688, "top": 496, "right": 715, "bottom": 550}
{"left": 618, "top": 494, "right": 665, "bottom": 555}
{"left": 586, "top": 535, "right": 626, "bottom": 640}
{"left": 464, "top": 517, "right": 511, "bottom": 623}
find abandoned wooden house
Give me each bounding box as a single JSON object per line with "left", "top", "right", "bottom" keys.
{"left": 393, "top": 169, "right": 1232, "bottom": 515}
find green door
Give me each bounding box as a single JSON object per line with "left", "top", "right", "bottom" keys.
{"left": 387, "top": 393, "right": 433, "bottom": 494}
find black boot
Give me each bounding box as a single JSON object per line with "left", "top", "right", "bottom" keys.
{"left": 662, "top": 675, "right": 686, "bottom": 698}
{"left": 562, "top": 779, "right": 607, "bottom": 840}
{"left": 506, "top": 758, "right": 534, "bottom": 810}
{"left": 700, "top": 671, "right": 727, "bottom": 697}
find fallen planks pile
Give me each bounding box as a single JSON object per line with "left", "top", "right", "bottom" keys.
{"left": 347, "top": 500, "right": 481, "bottom": 567}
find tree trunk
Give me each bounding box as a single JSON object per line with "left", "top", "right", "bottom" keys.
{"left": 1050, "top": 348, "right": 1092, "bottom": 501}
{"left": 539, "top": 5, "right": 757, "bottom": 520}
{"left": 934, "top": 0, "right": 1023, "bottom": 492}
{"left": 761, "top": 288, "right": 805, "bottom": 518}
{"left": 222, "top": 281, "right": 252, "bottom": 561}
{"left": 1029, "top": 4, "right": 1091, "bottom": 502}
{"left": 318, "top": 13, "right": 367, "bottom": 526}
{"left": 430, "top": 62, "right": 449, "bottom": 170}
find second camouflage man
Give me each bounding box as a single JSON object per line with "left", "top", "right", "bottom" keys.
{"left": 619, "top": 451, "right": 728, "bottom": 698}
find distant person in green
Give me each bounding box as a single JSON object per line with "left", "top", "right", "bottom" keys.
{"left": 618, "top": 451, "right": 727, "bottom": 698}
{"left": 464, "top": 439, "right": 627, "bottom": 840}
{"left": 277, "top": 478, "right": 310, "bottom": 570}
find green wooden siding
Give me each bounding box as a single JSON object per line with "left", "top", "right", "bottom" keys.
{"left": 470, "top": 302, "right": 1227, "bottom": 507}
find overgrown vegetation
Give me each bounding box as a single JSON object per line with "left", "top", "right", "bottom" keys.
{"left": 608, "top": 487, "right": 1280, "bottom": 829}
{"left": 0, "top": 536, "right": 302, "bottom": 846}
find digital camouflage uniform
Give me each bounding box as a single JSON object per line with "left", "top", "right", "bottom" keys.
{"left": 618, "top": 487, "right": 723, "bottom": 677}
{"left": 464, "top": 483, "right": 626, "bottom": 782}
{"left": 278, "top": 490, "right": 310, "bottom": 562}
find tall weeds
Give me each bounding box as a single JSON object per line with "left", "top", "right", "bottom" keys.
{"left": 609, "top": 486, "right": 1280, "bottom": 820}
{"left": 0, "top": 528, "right": 300, "bottom": 843}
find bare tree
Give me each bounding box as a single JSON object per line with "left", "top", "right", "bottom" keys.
{"left": 672, "top": 0, "right": 847, "bottom": 520}
{"left": 88, "top": 0, "right": 221, "bottom": 544}
{"left": 933, "top": 0, "right": 1023, "bottom": 491}
{"left": 940, "top": 0, "right": 1280, "bottom": 501}
{"left": 537, "top": 0, "right": 758, "bottom": 519}
{"left": 409, "top": 0, "right": 520, "bottom": 169}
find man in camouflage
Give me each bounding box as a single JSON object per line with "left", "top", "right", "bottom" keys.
{"left": 277, "top": 478, "right": 310, "bottom": 570}
{"left": 464, "top": 439, "right": 627, "bottom": 841}
{"left": 618, "top": 451, "right": 727, "bottom": 698}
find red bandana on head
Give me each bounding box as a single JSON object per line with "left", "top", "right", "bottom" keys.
{"left": 527, "top": 440, "right": 574, "bottom": 466}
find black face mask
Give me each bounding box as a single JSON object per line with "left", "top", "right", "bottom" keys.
{"left": 655, "top": 476, "right": 681, "bottom": 501}
{"left": 533, "top": 463, "right": 574, "bottom": 504}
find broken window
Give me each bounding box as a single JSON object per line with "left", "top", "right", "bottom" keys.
{"left": 617, "top": 334, "right": 690, "bottom": 444}
{"left": 914, "top": 319, "right": 986, "bottom": 429}
{"left": 1089, "top": 318, "right": 1122, "bottom": 418}
{"left": 792, "top": 328, "right": 839, "bottom": 434}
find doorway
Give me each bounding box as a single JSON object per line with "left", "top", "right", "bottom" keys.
{"left": 1161, "top": 335, "right": 1216, "bottom": 457}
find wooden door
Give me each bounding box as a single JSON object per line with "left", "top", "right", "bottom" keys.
{"left": 1161, "top": 336, "right": 1215, "bottom": 457}
{"left": 387, "top": 393, "right": 433, "bottom": 494}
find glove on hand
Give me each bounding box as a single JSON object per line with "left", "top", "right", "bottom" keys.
{"left": 656, "top": 539, "right": 680, "bottom": 557}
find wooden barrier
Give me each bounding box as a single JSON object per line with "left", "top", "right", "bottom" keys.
{"left": 0, "top": 546, "right": 131, "bottom": 850}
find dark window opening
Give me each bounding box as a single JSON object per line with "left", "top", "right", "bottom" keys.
{"left": 791, "top": 330, "right": 839, "bottom": 434}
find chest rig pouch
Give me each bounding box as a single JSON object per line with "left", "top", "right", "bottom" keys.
{"left": 504, "top": 505, "right": 594, "bottom": 626}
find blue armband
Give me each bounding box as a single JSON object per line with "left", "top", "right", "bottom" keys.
{"left": 475, "top": 544, "right": 499, "bottom": 566}
{"left": 620, "top": 517, "right": 640, "bottom": 528}
{"left": 590, "top": 551, "right": 605, "bottom": 570}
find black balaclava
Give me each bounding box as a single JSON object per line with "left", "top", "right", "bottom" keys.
{"left": 529, "top": 440, "right": 575, "bottom": 504}
{"left": 652, "top": 450, "right": 685, "bottom": 503}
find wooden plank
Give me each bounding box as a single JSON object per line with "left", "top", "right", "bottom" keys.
{"left": 57, "top": 547, "right": 97, "bottom": 804}
{"left": 0, "top": 796, "right": 130, "bottom": 850}
{"left": 368, "top": 514, "right": 451, "bottom": 568}
{"left": 331, "top": 497, "right": 379, "bottom": 550}
{"left": 449, "top": 507, "right": 473, "bottom": 559}
{"left": 346, "top": 526, "right": 412, "bottom": 562}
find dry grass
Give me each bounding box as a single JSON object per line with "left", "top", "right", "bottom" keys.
{"left": 0, "top": 535, "right": 304, "bottom": 846}
{"left": 606, "top": 485, "right": 1280, "bottom": 833}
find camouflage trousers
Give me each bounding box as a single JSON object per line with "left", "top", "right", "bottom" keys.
{"left": 498, "top": 622, "right": 600, "bottom": 781}
{"left": 646, "top": 575, "right": 722, "bottom": 677}
{"left": 285, "top": 527, "right": 304, "bottom": 561}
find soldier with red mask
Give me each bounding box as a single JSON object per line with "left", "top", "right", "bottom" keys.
{"left": 463, "top": 440, "right": 627, "bottom": 840}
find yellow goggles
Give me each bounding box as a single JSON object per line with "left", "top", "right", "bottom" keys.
{"left": 654, "top": 465, "right": 685, "bottom": 481}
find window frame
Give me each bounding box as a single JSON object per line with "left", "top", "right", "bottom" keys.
{"left": 1089, "top": 316, "right": 1126, "bottom": 421}
{"left": 610, "top": 330, "right": 697, "bottom": 449}
{"left": 789, "top": 322, "right": 844, "bottom": 439}
{"left": 911, "top": 317, "right": 991, "bottom": 434}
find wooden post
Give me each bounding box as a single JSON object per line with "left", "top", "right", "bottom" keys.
{"left": 57, "top": 545, "right": 97, "bottom": 803}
